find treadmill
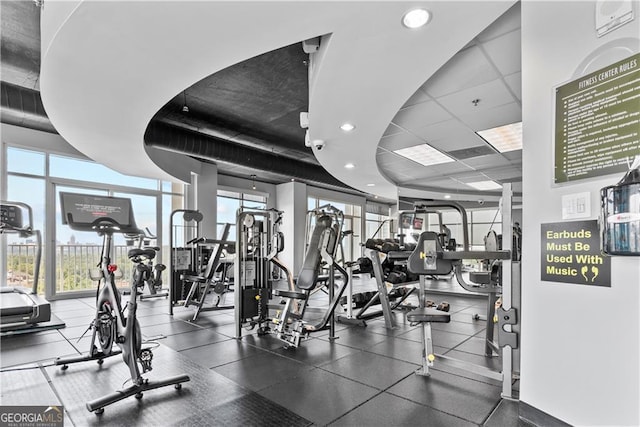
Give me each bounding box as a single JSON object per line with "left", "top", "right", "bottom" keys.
{"left": 1, "top": 201, "right": 52, "bottom": 331}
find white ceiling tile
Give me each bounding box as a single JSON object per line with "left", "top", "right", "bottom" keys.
{"left": 413, "top": 119, "right": 467, "bottom": 141}
{"left": 402, "top": 88, "right": 431, "bottom": 108}
{"left": 504, "top": 72, "right": 521, "bottom": 101}
{"left": 482, "top": 29, "right": 521, "bottom": 76}
{"left": 421, "top": 46, "right": 499, "bottom": 98}
{"left": 383, "top": 123, "right": 404, "bottom": 137}
{"left": 457, "top": 101, "right": 521, "bottom": 131}
{"left": 428, "top": 131, "right": 488, "bottom": 152}
{"left": 476, "top": 3, "right": 521, "bottom": 42}
{"left": 452, "top": 172, "right": 489, "bottom": 182}
{"left": 461, "top": 154, "right": 512, "bottom": 170}
{"left": 379, "top": 130, "right": 426, "bottom": 151}
{"left": 485, "top": 166, "right": 522, "bottom": 181}
{"left": 502, "top": 150, "right": 522, "bottom": 162}
{"left": 392, "top": 101, "right": 451, "bottom": 131}
{"left": 436, "top": 79, "right": 515, "bottom": 119}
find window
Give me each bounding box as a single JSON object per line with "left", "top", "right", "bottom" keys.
{"left": 3, "top": 145, "right": 183, "bottom": 298}
{"left": 217, "top": 190, "right": 267, "bottom": 241}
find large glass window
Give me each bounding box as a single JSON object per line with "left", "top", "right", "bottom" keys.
{"left": 6, "top": 175, "right": 46, "bottom": 294}
{"left": 50, "top": 154, "right": 158, "bottom": 190}
{"left": 4, "top": 145, "right": 183, "bottom": 298}
{"left": 217, "top": 189, "right": 266, "bottom": 240}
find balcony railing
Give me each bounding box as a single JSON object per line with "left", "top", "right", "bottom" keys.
{"left": 6, "top": 243, "right": 139, "bottom": 294}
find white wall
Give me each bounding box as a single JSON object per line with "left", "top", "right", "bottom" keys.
{"left": 521, "top": 2, "right": 639, "bottom": 425}
{"left": 276, "top": 181, "right": 307, "bottom": 274}
{"left": 194, "top": 162, "right": 218, "bottom": 238}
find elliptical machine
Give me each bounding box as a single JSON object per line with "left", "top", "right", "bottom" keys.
{"left": 54, "top": 192, "right": 189, "bottom": 414}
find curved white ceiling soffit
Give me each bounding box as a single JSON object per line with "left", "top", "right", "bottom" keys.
{"left": 40, "top": 1, "right": 514, "bottom": 199}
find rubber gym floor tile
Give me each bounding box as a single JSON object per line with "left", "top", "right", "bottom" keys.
{"left": 178, "top": 338, "right": 261, "bottom": 369}
{"left": 160, "top": 328, "right": 229, "bottom": 351}
{"left": 45, "top": 345, "right": 249, "bottom": 426}
{"left": 174, "top": 392, "right": 312, "bottom": 427}
{"left": 451, "top": 335, "right": 498, "bottom": 356}
{"left": 136, "top": 313, "right": 180, "bottom": 327}
{"left": 363, "top": 319, "right": 420, "bottom": 337}
{"left": 320, "top": 351, "right": 418, "bottom": 390}
{"left": 258, "top": 367, "right": 379, "bottom": 426}
{"left": 398, "top": 327, "right": 472, "bottom": 349}
{"left": 365, "top": 336, "right": 446, "bottom": 366}
{"left": 0, "top": 340, "right": 79, "bottom": 368}
{"left": 483, "top": 399, "right": 523, "bottom": 427}
{"left": 316, "top": 326, "right": 389, "bottom": 350}
{"left": 141, "top": 320, "right": 203, "bottom": 337}
{"left": 54, "top": 308, "right": 99, "bottom": 320}
{"left": 213, "top": 351, "right": 314, "bottom": 392}
{"left": 0, "top": 366, "right": 62, "bottom": 406}
{"left": 330, "top": 391, "right": 476, "bottom": 427}
{"left": 431, "top": 318, "right": 487, "bottom": 335}
{"left": 442, "top": 349, "right": 503, "bottom": 374}
{"left": 237, "top": 331, "right": 294, "bottom": 351}
{"left": 49, "top": 299, "right": 93, "bottom": 312}
{"left": 268, "top": 336, "right": 360, "bottom": 367}
{"left": 451, "top": 311, "right": 487, "bottom": 324}
{"left": 54, "top": 314, "right": 95, "bottom": 327}
{"left": 58, "top": 323, "right": 95, "bottom": 340}
{"left": 386, "top": 368, "right": 502, "bottom": 425}
{"left": 0, "top": 330, "right": 67, "bottom": 350}
{"left": 213, "top": 320, "right": 261, "bottom": 338}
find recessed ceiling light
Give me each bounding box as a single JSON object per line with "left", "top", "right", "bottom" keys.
{"left": 466, "top": 180, "right": 502, "bottom": 190}
{"left": 477, "top": 122, "right": 522, "bottom": 153}
{"left": 444, "top": 194, "right": 451, "bottom": 199}
{"left": 340, "top": 123, "right": 355, "bottom": 132}
{"left": 367, "top": 183, "right": 375, "bottom": 187}
{"left": 393, "top": 144, "right": 454, "bottom": 167}
{"left": 402, "top": 8, "right": 431, "bottom": 29}
{"left": 344, "top": 163, "right": 355, "bottom": 169}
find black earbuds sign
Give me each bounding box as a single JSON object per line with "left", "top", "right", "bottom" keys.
{"left": 541, "top": 220, "right": 611, "bottom": 287}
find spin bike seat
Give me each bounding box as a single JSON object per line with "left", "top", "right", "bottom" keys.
{"left": 128, "top": 248, "right": 156, "bottom": 260}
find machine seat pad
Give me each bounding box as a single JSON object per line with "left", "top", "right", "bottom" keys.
{"left": 274, "top": 289, "right": 307, "bottom": 300}
{"left": 407, "top": 307, "right": 451, "bottom": 323}
{"left": 469, "top": 271, "right": 491, "bottom": 284}
{"left": 128, "top": 248, "right": 156, "bottom": 260}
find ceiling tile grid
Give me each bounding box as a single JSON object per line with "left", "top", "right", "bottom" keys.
{"left": 379, "top": 131, "right": 428, "bottom": 152}
{"left": 435, "top": 78, "right": 516, "bottom": 119}
{"left": 420, "top": 45, "right": 500, "bottom": 99}
{"left": 391, "top": 100, "right": 452, "bottom": 131}
{"left": 481, "top": 29, "right": 522, "bottom": 76}
{"left": 457, "top": 101, "right": 522, "bottom": 131}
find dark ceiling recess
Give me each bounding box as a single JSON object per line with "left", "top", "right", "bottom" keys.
{"left": 151, "top": 42, "right": 317, "bottom": 167}
{"left": 145, "top": 121, "right": 352, "bottom": 190}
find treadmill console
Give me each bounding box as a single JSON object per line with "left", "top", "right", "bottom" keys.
{"left": 1, "top": 204, "right": 24, "bottom": 230}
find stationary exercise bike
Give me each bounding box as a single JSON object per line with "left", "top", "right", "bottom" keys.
{"left": 54, "top": 192, "right": 189, "bottom": 414}
{"left": 124, "top": 228, "right": 168, "bottom": 300}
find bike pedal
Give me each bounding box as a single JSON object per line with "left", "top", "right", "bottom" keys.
{"left": 139, "top": 348, "right": 153, "bottom": 372}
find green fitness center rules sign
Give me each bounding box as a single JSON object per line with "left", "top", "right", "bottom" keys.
{"left": 541, "top": 220, "right": 610, "bottom": 287}
{"left": 555, "top": 53, "right": 640, "bottom": 183}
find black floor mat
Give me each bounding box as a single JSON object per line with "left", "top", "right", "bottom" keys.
{"left": 44, "top": 345, "right": 312, "bottom": 426}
